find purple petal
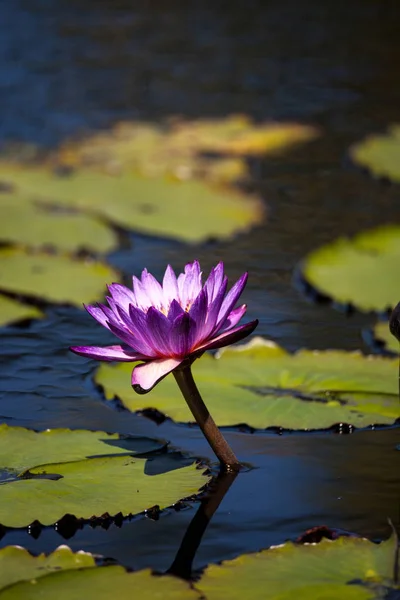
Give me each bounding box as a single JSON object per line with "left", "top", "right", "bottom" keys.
{"left": 70, "top": 345, "right": 146, "bottom": 362}
{"left": 146, "top": 307, "right": 172, "bottom": 355}
{"left": 189, "top": 288, "right": 209, "bottom": 345}
{"left": 167, "top": 299, "right": 184, "bottom": 322}
{"left": 107, "top": 283, "right": 136, "bottom": 313}
{"left": 218, "top": 304, "right": 247, "bottom": 332}
{"left": 132, "top": 275, "right": 150, "bottom": 309}
{"left": 132, "top": 357, "right": 183, "bottom": 393}
{"left": 141, "top": 269, "right": 164, "bottom": 307}
{"left": 162, "top": 265, "right": 179, "bottom": 305}
{"left": 201, "top": 276, "right": 228, "bottom": 339}
{"left": 170, "top": 312, "right": 196, "bottom": 356}
{"left": 84, "top": 304, "right": 110, "bottom": 329}
{"left": 178, "top": 260, "right": 202, "bottom": 309}
{"left": 111, "top": 321, "right": 156, "bottom": 358}
{"left": 204, "top": 262, "right": 224, "bottom": 303}
{"left": 115, "top": 303, "right": 131, "bottom": 326}
{"left": 107, "top": 321, "right": 151, "bottom": 356}
{"left": 215, "top": 273, "right": 248, "bottom": 331}
{"left": 196, "top": 319, "right": 258, "bottom": 352}
{"left": 104, "top": 297, "right": 125, "bottom": 326}
{"left": 128, "top": 305, "right": 158, "bottom": 356}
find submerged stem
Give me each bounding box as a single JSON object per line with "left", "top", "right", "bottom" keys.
{"left": 173, "top": 364, "right": 240, "bottom": 471}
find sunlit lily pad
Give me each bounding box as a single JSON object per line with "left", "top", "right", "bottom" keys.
{"left": 190, "top": 156, "right": 248, "bottom": 184}
{"left": 0, "top": 164, "right": 264, "bottom": 243}
{"left": 0, "top": 424, "right": 165, "bottom": 473}
{"left": 56, "top": 116, "right": 319, "bottom": 182}
{"left": 301, "top": 225, "right": 400, "bottom": 312}
{"left": 0, "top": 566, "right": 200, "bottom": 600}
{"left": 0, "top": 193, "right": 118, "bottom": 253}
{"left": 2, "top": 535, "right": 397, "bottom": 600}
{"left": 371, "top": 322, "right": 399, "bottom": 354}
{"left": 0, "top": 545, "right": 95, "bottom": 592}
{"left": 96, "top": 338, "right": 400, "bottom": 430}
{"left": 197, "top": 534, "right": 399, "bottom": 600}
{"left": 350, "top": 125, "right": 400, "bottom": 182}
{"left": 0, "top": 425, "right": 208, "bottom": 527}
{"left": 166, "top": 116, "right": 319, "bottom": 156}
{"left": 0, "top": 247, "right": 119, "bottom": 305}
{"left": 0, "top": 295, "right": 42, "bottom": 326}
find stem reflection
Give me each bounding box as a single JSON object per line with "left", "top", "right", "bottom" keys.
{"left": 167, "top": 469, "right": 238, "bottom": 579}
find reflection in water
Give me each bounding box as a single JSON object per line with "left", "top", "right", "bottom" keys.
{"left": 168, "top": 470, "right": 237, "bottom": 579}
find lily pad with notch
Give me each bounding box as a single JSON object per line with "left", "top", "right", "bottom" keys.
{"left": 0, "top": 425, "right": 209, "bottom": 528}
{"left": 300, "top": 225, "right": 400, "bottom": 313}
{"left": 96, "top": 337, "right": 400, "bottom": 430}
{"left": 197, "top": 532, "right": 399, "bottom": 599}
{"left": 0, "top": 533, "right": 397, "bottom": 600}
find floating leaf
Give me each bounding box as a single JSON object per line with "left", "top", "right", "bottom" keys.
{"left": 350, "top": 125, "right": 400, "bottom": 182}
{"left": 0, "top": 295, "right": 42, "bottom": 326}
{"left": 197, "top": 534, "right": 399, "bottom": 600}
{"left": 166, "top": 116, "right": 319, "bottom": 156}
{"left": 0, "top": 247, "right": 118, "bottom": 305}
{"left": 95, "top": 338, "right": 400, "bottom": 430}
{"left": 191, "top": 157, "right": 248, "bottom": 184}
{"left": 0, "top": 425, "right": 207, "bottom": 527}
{"left": 57, "top": 122, "right": 166, "bottom": 174}
{"left": 5, "top": 534, "right": 395, "bottom": 600}
{"left": 0, "top": 164, "right": 264, "bottom": 243}
{"left": 371, "top": 322, "right": 399, "bottom": 354}
{"left": 301, "top": 225, "right": 400, "bottom": 312}
{"left": 0, "top": 424, "right": 164, "bottom": 474}
{"left": 0, "top": 545, "right": 95, "bottom": 592}
{"left": 57, "top": 116, "right": 319, "bottom": 180}
{"left": 0, "top": 193, "right": 118, "bottom": 253}
{"left": 0, "top": 566, "right": 200, "bottom": 600}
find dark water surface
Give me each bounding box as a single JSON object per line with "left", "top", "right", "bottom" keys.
{"left": 0, "top": 0, "right": 399, "bottom": 575}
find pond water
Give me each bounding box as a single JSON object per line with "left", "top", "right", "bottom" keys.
{"left": 0, "top": 0, "right": 399, "bottom": 578}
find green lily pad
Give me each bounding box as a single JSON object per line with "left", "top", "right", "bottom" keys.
{"left": 96, "top": 338, "right": 400, "bottom": 430}
{"left": 0, "top": 545, "right": 95, "bottom": 592}
{"left": 57, "top": 116, "right": 318, "bottom": 181}
{"left": 3, "top": 534, "right": 396, "bottom": 600}
{"left": 371, "top": 322, "right": 399, "bottom": 354}
{"left": 0, "top": 295, "right": 42, "bottom": 326}
{"left": 166, "top": 116, "right": 319, "bottom": 157}
{"left": 0, "top": 164, "right": 264, "bottom": 243}
{"left": 0, "top": 566, "right": 200, "bottom": 600}
{"left": 0, "top": 193, "right": 118, "bottom": 253}
{"left": 0, "top": 425, "right": 208, "bottom": 527}
{"left": 0, "top": 247, "right": 118, "bottom": 305}
{"left": 350, "top": 125, "right": 400, "bottom": 182}
{"left": 301, "top": 225, "right": 400, "bottom": 312}
{"left": 0, "top": 424, "right": 164, "bottom": 474}
{"left": 197, "top": 534, "right": 399, "bottom": 600}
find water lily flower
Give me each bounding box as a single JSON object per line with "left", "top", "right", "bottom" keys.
{"left": 71, "top": 261, "right": 258, "bottom": 392}
{"left": 71, "top": 261, "right": 258, "bottom": 469}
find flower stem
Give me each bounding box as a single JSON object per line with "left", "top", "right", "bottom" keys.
{"left": 173, "top": 364, "right": 240, "bottom": 471}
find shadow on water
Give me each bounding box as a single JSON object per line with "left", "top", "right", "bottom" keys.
{"left": 0, "top": 0, "right": 399, "bottom": 574}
